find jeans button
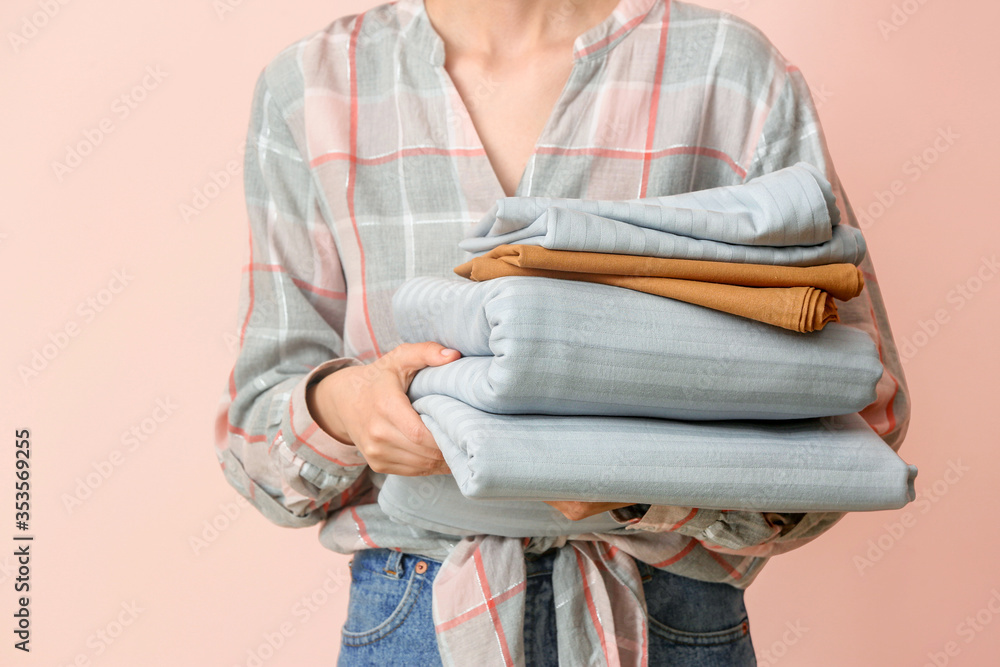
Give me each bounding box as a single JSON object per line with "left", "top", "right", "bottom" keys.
{"left": 415, "top": 560, "right": 428, "bottom": 574}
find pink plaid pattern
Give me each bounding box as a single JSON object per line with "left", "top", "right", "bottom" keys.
{"left": 432, "top": 536, "right": 650, "bottom": 666}
{"left": 214, "top": 0, "right": 910, "bottom": 661}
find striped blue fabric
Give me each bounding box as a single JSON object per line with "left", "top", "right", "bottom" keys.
{"left": 460, "top": 162, "right": 866, "bottom": 265}
{"left": 382, "top": 395, "right": 917, "bottom": 515}
{"left": 472, "top": 162, "right": 840, "bottom": 246}
{"left": 396, "top": 276, "right": 884, "bottom": 420}
{"left": 376, "top": 472, "right": 625, "bottom": 538}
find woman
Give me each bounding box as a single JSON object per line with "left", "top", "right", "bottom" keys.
{"left": 214, "top": 0, "right": 909, "bottom": 664}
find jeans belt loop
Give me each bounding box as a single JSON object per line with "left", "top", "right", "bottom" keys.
{"left": 383, "top": 549, "right": 404, "bottom": 579}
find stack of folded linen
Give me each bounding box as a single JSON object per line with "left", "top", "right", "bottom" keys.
{"left": 454, "top": 245, "right": 862, "bottom": 333}
{"left": 378, "top": 163, "right": 917, "bottom": 536}
{"left": 457, "top": 160, "right": 864, "bottom": 333}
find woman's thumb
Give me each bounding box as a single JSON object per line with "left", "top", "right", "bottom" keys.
{"left": 422, "top": 342, "right": 462, "bottom": 367}
{"left": 395, "top": 341, "right": 461, "bottom": 372}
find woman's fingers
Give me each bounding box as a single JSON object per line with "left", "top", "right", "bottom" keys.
{"left": 363, "top": 441, "right": 450, "bottom": 476}
{"left": 369, "top": 421, "right": 446, "bottom": 468}
{"left": 376, "top": 390, "right": 444, "bottom": 454}
{"left": 323, "top": 341, "right": 460, "bottom": 476}
{"left": 544, "top": 500, "right": 635, "bottom": 521}
{"left": 358, "top": 394, "right": 450, "bottom": 476}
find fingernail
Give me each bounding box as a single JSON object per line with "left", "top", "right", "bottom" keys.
{"left": 440, "top": 348, "right": 457, "bottom": 356}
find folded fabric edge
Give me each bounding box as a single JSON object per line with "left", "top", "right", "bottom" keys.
{"left": 788, "top": 160, "right": 841, "bottom": 226}
{"left": 376, "top": 475, "right": 626, "bottom": 538}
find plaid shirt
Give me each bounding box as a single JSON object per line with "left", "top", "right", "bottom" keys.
{"left": 214, "top": 0, "right": 911, "bottom": 663}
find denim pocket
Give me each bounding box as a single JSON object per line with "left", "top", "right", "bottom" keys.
{"left": 647, "top": 615, "right": 750, "bottom": 646}
{"left": 641, "top": 565, "right": 756, "bottom": 665}
{"left": 340, "top": 550, "right": 434, "bottom": 648}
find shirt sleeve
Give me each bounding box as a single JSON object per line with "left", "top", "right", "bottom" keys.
{"left": 212, "top": 66, "right": 372, "bottom": 529}
{"left": 611, "top": 58, "right": 912, "bottom": 556}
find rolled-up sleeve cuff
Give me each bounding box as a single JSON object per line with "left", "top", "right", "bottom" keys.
{"left": 283, "top": 357, "right": 368, "bottom": 471}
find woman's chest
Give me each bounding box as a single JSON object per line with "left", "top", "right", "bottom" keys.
{"left": 445, "top": 53, "right": 577, "bottom": 198}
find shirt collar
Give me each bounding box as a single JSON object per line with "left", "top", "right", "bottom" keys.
{"left": 395, "top": 0, "right": 661, "bottom": 66}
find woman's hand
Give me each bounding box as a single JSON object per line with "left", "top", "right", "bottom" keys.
{"left": 545, "top": 501, "right": 635, "bottom": 521}
{"left": 306, "top": 342, "right": 462, "bottom": 476}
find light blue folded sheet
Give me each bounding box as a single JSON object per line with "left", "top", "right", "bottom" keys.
{"left": 388, "top": 395, "right": 917, "bottom": 514}
{"left": 459, "top": 162, "right": 866, "bottom": 266}
{"left": 395, "top": 276, "right": 883, "bottom": 420}
{"left": 376, "top": 472, "right": 625, "bottom": 538}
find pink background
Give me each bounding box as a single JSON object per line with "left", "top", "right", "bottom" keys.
{"left": 3, "top": 1, "right": 998, "bottom": 665}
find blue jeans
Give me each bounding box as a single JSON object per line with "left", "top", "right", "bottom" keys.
{"left": 337, "top": 548, "right": 756, "bottom": 666}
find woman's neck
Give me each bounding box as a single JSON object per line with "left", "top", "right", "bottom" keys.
{"left": 424, "top": 0, "right": 621, "bottom": 61}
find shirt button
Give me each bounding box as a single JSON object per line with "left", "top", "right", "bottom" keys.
{"left": 415, "top": 560, "right": 428, "bottom": 574}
